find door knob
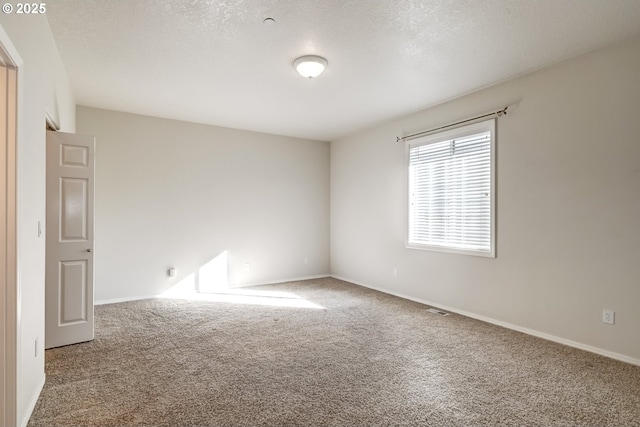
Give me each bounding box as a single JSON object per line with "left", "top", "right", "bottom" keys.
{"left": 86, "top": 249, "right": 92, "bottom": 253}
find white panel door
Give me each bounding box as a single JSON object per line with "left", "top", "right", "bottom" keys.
{"left": 46, "top": 131, "right": 95, "bottom": 349}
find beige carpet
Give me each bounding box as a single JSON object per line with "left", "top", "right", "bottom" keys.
{"left": 28, "top": 277, "right": 640, "bottom": 426}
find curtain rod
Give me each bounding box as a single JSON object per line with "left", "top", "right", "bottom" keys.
{"left": 396, "top": 106, "right": 509, "bottom": 143}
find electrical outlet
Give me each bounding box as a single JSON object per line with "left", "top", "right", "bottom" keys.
{"left": 244, "top": 262, "right": 251, "bottom": 271}
{"left": 602, "top": 309, "right": 615, "bottom": 325}
{"left": 393, "top": 268, "right": 399, "bottom": 278}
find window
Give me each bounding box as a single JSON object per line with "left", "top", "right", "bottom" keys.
{"left": 407, "top": 119, "right": 495, "bottom": 257}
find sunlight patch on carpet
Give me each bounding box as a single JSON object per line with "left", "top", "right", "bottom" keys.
{"left": 159, "top": 285, "right": 325, "bottom": 309}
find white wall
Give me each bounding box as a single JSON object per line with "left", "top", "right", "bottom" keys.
{"left": 77, "top": 107, "right": 330, "bottom": 302}
{"left": 331, "top": 36, "right": 640, "bottom": 363}
{"left": 0, "top": 16, "right": 75, "bottom": 427}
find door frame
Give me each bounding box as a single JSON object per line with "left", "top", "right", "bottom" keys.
{"left": 0, "top": 24, "right": 22, "bottom": 427}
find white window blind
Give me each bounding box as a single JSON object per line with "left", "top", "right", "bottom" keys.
{"left": 407, "top": 119, "right": 495, "bottom": 257}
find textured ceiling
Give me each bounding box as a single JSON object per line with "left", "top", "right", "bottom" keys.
{"left": 46, "top": 0, "right": 640, "bottom": 141}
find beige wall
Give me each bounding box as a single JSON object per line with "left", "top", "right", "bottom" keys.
{"left": 0, "top": 16, "right": 75, "bottom": 427}
{"left": 331, "top": 36, "right": 640, "bottom": 363}
{"left": 77, "top": 107, "right": 330, "bottom": 302}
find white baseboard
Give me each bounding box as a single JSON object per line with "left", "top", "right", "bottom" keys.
{"left": 95, "top": 274, "right": 332, "bottom": 305}
{"left": 231, "top": 274, "right": 331, "bottom": 288}
{"left": 20, "top": 373, "right": 45, "bottom": 427}
{"left": 331, "top": 275, "right": 640, "bottom": 367}
{"left": 95, "top": 294, "right": 158, "bottom": 306}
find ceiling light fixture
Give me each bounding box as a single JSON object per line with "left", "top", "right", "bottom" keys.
{"left": 293, "top": 55, "right": 328, "bottom": 79}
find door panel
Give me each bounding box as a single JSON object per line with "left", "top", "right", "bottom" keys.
{"left": 61, "top": 144, "right": 88, "bottom": 167}
{"left": 60, "top": 260, "right": 87, "bottom": 324}
{"left": 60, "top": 177, "right": 88, "bottom": 241}
{"left": 46, "top": 131, "right": 95, "bottom": 349}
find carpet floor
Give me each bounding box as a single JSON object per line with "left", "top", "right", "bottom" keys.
{"left": 28, "top": 277, "right": 640, "bottom": 426}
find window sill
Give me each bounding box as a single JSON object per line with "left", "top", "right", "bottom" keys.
{"left": 406, "top": 242, "right": 496, "bottom": 258}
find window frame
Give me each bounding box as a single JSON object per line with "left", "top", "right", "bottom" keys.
{"left": 405, "top": 118, "right": 496, "bottom": 258}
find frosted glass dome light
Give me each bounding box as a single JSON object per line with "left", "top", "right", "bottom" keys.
{"left": 294, "top": 55, "right": 328, "bottom": 79}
